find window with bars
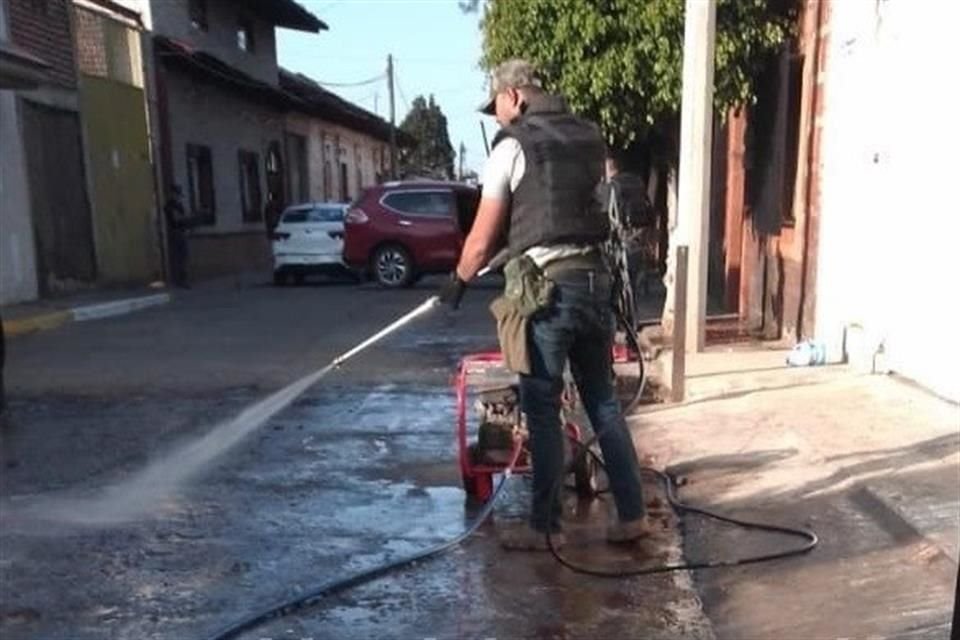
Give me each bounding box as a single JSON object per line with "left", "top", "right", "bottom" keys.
{"left": 238, "top": 150, "right": 262, "bottom": 223}
{"left": 186, "top": 144, "right": 215, "bottom": 225}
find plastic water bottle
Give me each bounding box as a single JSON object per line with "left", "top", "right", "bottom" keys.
{"left": 786, "top": 340, "right": 826, "bottom": 367}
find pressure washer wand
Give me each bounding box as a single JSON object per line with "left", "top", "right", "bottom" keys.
{"left": 331, "top": 296, "right": 441, "bottom": 368}
{"left": 331, "top": 259, "right": 499, "bottom": 369}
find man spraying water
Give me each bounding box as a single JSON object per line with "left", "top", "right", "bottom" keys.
{"left": 436, "top": 59, "right": 653, "bottom": 550}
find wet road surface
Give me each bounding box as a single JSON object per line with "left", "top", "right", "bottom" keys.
{"left": 1, "top": 276, "right": 707, "bottom": 639}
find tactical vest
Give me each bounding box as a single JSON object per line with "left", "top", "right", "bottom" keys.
{"left": 492, "top": 95, "right": 608, "bottom": 257}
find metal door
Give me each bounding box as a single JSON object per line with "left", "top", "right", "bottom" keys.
{"left": 21, "top": 101, "right": 97, "bottom": 293}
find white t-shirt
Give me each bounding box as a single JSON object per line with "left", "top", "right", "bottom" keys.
{"left": 481, "top": 137, "right": 596, "bottom": 268}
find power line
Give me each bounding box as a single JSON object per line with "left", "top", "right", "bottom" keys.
{"left": 159, "top": 49, "right": 386, "bottom": 93}
{"left": 394, "top": 69, "right": 410, "bottom": 114}
{"left": 312, "top": 72, "right": 386, "bottom": 88}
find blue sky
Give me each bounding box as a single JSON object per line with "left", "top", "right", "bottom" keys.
{"left": 277, "top": 0, "right": 490, "bottom": 173}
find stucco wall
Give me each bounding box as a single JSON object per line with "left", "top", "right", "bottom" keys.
{"left": 165, "top": 69, "right": 281, "bottom": 234}
{"left": 150, "top": 0, "right": 277, "bottom": 85}
{"left": 1, "top": 1, "right": 38, "bottom": 304}
{"left": 0, "top": 91, "right": 39, "bottom": 304}
{"left": 814, "top": 0, "right": 960, "bottom": 401}
{"left": 79, "top": 74, "right": 160, "bottom": 284}
{"left": 286, "top": 112, "right": 389, "bottom": 204}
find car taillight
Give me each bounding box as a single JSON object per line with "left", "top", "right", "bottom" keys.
{"left": 270, "top": 231, "right": 290, "bottom": 241}
{"left": 345, "top": 208, "right": 368, "bottom": 224}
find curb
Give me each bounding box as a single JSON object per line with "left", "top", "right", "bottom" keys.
{"left": 70, "top": 293, "right": 170, "bottom": 322}
{"left": 2, "top": 293, "right": 171, "bottom": 337}
{"left": 1, "top": 310, "right": 72, "bottom": 337}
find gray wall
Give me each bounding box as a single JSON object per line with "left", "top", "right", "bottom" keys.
{"left": 0, "top": 2, "right": 39, "bottom": 304}
{"left": 165, "top": 70, "right": 282, "bottom": 234}
{"left": 150, "top": 0, "right": 278, "bottom": 86}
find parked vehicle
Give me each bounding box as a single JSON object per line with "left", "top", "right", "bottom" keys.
{"left": 342, "top": 181, "right": 480, "bottom": 287}
{"left": 271, "top": 203, "right": 350, "bottom": 285}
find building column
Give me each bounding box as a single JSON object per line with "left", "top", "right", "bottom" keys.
{"left": 676, "top": 0, "right": 717, "bottom": 351}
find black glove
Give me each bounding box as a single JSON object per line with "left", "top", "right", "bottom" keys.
{"left": 438, "top": 272, "right": 467, "bottom": 309}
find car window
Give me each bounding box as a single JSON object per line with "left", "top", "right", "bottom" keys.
{"left": 382, "top": 191, "right": 453, "bottom": 217}
{"left": 281, "top": 209, "right": 310, "bottom": 224}
{"left": 308, "top": 206, "right": 345, "bottom": 223}
{"left": 455, "top": 188, "right": 480, "bottom": 233}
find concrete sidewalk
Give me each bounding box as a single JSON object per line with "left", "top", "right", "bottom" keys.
{"left": 630, "top": 365, "right": 959, "bottom": 639}
{"left": 2, "top": 288, "right": 171, "bottom": 337}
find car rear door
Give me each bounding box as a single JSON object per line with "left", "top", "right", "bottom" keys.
{"left": 381, "top": 190, "right": 460, "bottom": 267}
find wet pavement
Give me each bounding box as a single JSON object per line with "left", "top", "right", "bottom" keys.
{"left": 0, "top": 277, "right": 707, "bottom": 640}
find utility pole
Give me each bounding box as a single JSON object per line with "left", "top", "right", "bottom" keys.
{"left": 458, "top": 141, "right": 465, "bottom": 181}
{"left": 387, "top": 54, "right": 397, "bottom": 180}
{"left": 676, "top": 0, "right": 717, "bottom": 352}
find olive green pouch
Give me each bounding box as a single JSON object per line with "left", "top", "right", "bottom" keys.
{"left": 503, "top": 255, "right": 555, "bottom": 317}
{"left": 488, "top": 255, "right": 554, "bottom": 375}
{"left": 489, "top": 296, "right": 530, "bottom": 374}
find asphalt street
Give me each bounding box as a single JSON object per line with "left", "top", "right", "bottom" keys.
{"left": 0, "top": 275, "right": 706, "bottom": 640}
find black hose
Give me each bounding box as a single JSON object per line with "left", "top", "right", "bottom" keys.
{"left": 205, "top": 313, "right": 817, "bottom": 638}
{"left": 203, "top": 445, "right": 523, "bottom": 640}
{"left": 543, "top": 307, "right": 817, "bottom": 574}
{"left": 547, "top": 441, "right": 819, "bottom": 575}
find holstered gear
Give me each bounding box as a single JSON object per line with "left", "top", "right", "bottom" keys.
{"left": 490, "top": 252, "right": 608, "bottom": 375}
{"left": 490, "top": 255, "right": 554, "bottom": 375}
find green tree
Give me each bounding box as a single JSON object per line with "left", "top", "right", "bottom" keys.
{"left": 476, "top": 0, "right": 796, "bottom": 331}
{"left": 399, "top": 95, "right": 456, "bottom": 180}
{"left": 479, "top": 0, "right": 795, "bottom": 155}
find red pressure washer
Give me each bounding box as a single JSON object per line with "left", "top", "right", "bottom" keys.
{"left": 455, "top": 348, "right": 636, "bottom": 504}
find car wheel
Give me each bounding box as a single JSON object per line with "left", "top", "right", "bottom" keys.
{"left": 273, "top": 270, "right": 288, "bottom": 286}
{"left": 371, "top": 245, "right": 414, "bottom": 288}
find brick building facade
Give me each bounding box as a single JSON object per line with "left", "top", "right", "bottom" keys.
{"left": 7, "top": 0, "right": 76, "bottom": 88}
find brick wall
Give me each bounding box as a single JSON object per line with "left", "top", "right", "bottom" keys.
{"left": 7, "top": 0, "right": 77, "bottom": 88}
{"left": 73, "top": 6, "right": 141, "bottom": 86}
{"left": 73, "top": 7, "right": 108, "bottom": 78}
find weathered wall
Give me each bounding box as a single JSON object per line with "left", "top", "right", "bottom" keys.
{"left": 79, "top": 74, "right": 159, "bottom": 283}
{"left": 286, "top": 111, "right": 390, "bottom": 204}
{"left": 165, "top": 70, "right": 281, "bottom": 232}
{"left": 7, "top": 0, "right": 76, "bottom": 88}
{"left": 814, "top": 0, "right": 960, "bottom": 401}
{"left": 149, "top": 0, "right": 278, "bottom": 85}
{"left": 0, "top": 0, "right": 38, "bottom": 304}
{"left": 186, "top": 230, "right": 270, "bottom": 278}
{"left": 163, "top": 69, "right": 280, "bottom": 275}
{"left": 74, "top": 5, "right": 159, "bottom": 285}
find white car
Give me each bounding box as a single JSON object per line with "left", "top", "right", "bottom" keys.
{"left": 271, "top": 203, "right": 350, "bottom": 285}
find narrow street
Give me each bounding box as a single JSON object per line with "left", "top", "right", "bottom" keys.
{"left": 0, "top": 277, "right": 707, "bottom": 640}
{"left": 2, "top": 0, "right": 958, "bottom": 638}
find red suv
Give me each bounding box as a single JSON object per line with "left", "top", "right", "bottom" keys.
{"left": 343, "top": 181, "right": 480, "bottom": 287}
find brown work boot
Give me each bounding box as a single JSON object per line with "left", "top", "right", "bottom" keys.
{"left": 607, "top": 515, "right": 655, "bottom": 544}
{"left": 498, "top": 523, "right": 565, "bottom": 551}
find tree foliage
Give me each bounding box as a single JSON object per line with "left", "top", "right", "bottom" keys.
{"left": 480, "top": 0, "right": 795, "bottom": 153}
{"left": 399, "top": 95, "right": 456, "bottom": 179}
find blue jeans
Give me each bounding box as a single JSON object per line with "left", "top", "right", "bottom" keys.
{"left": 519, "top": 268, "right": 646, "bottom": 532}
